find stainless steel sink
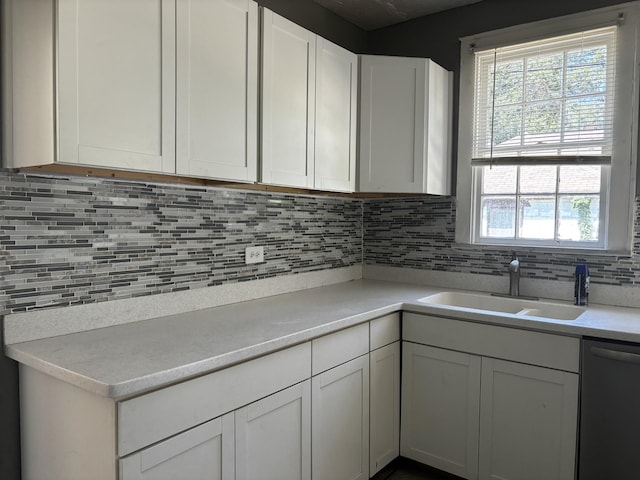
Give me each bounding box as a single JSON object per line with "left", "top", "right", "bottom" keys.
{"left": 418, "top": 291, "right": 585, "bottom": 321}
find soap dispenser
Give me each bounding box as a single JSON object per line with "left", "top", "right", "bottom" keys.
{"left": 574, "top": 263, "right": 590, "bottom": 306}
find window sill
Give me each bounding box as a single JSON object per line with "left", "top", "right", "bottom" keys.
{"left": 452, "top": 241, "right": 631, "bottom": 258}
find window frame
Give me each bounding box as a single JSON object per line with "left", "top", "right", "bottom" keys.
{"left": 456, "top": 2, "right": 640, "bottom": 253}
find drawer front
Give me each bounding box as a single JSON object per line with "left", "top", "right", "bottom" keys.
{"left": 312, "top": 323, "right": 369, "bottom": 376}
{"left": 118, "top": 342, "right": 311, "bottom": 456}
{"left": 370, "top": 312, "right": 401, "bottom": 351}
{"left": 403, "top": 313, "right": 579, "bottom": 373}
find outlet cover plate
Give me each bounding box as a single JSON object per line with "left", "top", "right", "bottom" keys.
{"left": 245, "top": 246, "right": 264, "bottom": 264}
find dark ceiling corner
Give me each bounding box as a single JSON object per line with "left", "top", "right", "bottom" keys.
{"left": 257, "top": 0, "right": 368, "bottom": 53}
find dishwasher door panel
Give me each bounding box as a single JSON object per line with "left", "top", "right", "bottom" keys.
{"left": 579, "top": 338, "right": 640, "bottom": 480}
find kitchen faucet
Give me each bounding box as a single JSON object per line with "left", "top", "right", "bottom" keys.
{"left": 509, "top": 253, "right": 520, "bottom": 297}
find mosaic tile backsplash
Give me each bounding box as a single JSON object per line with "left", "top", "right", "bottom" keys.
{"left": 0, "top": 170, "right": 362, "bottom": 314}
{"left": 3, "top": 168, "right": 640, "bottom": 316}
{"left": 363, "top": 196, "right": 640, "bottom": 287}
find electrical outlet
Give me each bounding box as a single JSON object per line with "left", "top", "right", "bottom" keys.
{"left": 245, "top": 246, "right": 264, "bottom": 264}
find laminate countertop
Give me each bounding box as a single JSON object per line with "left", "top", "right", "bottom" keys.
{"left": 5, "top": 279, "right": 640, "bottom": 399}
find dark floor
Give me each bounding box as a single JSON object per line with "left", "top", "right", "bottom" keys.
{"left": 372, "top": 458, "right": 463, "bottom": 480}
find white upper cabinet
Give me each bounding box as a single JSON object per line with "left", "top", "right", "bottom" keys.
{"left": 4, "top": 0, "right": 259, "bottom": 182}
{"left": 359, "top": 55, "right": 452, "bottom": 194}
{"left": 175, "top": 0, "right": 258, "bottom": 182}
{"left": 314, "top": 38, "right": 358, "bottom": 192}
{"left": 57, "top": 0, "right": 176, "bottom": 173}
{"left": 261, "top": 10, "right": 357, "bottom": 192}
{"left": 262, "top": 9, "right": 316, "bottom": 189}
{"left": 5, "top": 1, "right": 359, "bottom": 190}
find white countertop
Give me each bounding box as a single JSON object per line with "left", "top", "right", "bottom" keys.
{"left": 5, "top": 279, "right": 640, "bottom": 399}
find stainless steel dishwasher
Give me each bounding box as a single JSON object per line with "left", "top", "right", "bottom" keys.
{"left": 579, "top": 337, "right": 640, "bottom": 479}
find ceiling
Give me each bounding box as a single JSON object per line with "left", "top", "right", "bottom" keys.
{"left": 314, "top": 0, "right": 484, "bottom": 31}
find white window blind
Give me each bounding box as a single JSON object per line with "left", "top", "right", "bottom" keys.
{"left": 471, "top": 26, "right": 617, "bottom": 166}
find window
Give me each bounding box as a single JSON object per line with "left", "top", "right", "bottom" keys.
{"left": 456, "top": 4, "right": 639, "bottom": 252}
{"left": 474, "top": 28, "right": 614, "bottom": 247}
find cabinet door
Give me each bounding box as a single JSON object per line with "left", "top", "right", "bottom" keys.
{"left": 314, "top": 38, "right": 357, "bottom": 192}
{"left": 235, "top": 380, "right": 311, "bottom": 480}
{"left": 57, "top": 0, "right": 175, "bottom": 173}
{"left": 120, "top": 413, "right": 234, "bottom": 480}
{"left": 359, "top": 56, "right": 451, "bottom": 194}
{"left": 261, "top": 9, "right": 315, "bottom": 188}
{"left": 176, "top": 0, "right": 258, "bottom": 182}
{"left": 359, "top": 55, "right": 426, "bottom": 193}
{"left": 478, "top": 358, "right": 578, "bottom": 480}
{"left": 424, "top": 60, "right": 452, "bottom": 196}
{"left": 370, "top": 342, "right": 400, "bottom": 475}
{"left": 312, "top": 355, "right": 369, "bottom": 480}
{"left": 401, "top": 342, "right": 481, "bottom": 479}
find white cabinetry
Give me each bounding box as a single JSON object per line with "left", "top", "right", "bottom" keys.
{"left": 401, "top": 342, "right": 481, "bottom": 479}
{"left": 120, "top": 413, "right": 235, "bottom": 480}
{"left": 261, "top": 10, "right": 357, "bottom": 192}
{"left": 314, "top": 38, "right": 358, "bottom": 192}
{"left": 20, "top": 343, "right": 311, "bottom": 480}
{"left": 56, "top": 0, "right": 175, "bottom": 172}
{"left": 121, "top": 380, "right": 312, "bottom": 480}
{"left": 235, "top": 380, "right": 311, "bottom": 480}
{"left": 402, "top": 313, "right": 580, "bottom": 480}
{"left": 4, "top": 0, "right": 258, "bottom": 182}
{"left": 175, "top": 0, "right": 258, "bottom": 181}
{"left": 311, "top": 323, "right": 370, "bottom": 480}
{"left": 312, "top": 356, "right": 369, "bottom": 480}
{"left": 18, "top": 313, "right": 406, "bottom": 480}
{"left": 369, "top": 313, "right": 401, "bottom": 476}
{"left": 261, "top": 9, "right": 315, "bottom": 189}
{"left": 478, "top": 358, "right": 578, "bottom": 480}
{"left": 359, "top": 55, "right": 452, "bottom": 194}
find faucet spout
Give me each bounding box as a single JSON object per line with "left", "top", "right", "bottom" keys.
{"left": 509, "top": 253, "right": 520, "bottom": 297}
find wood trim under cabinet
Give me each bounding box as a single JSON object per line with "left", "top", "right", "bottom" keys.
{"left": 16, "top": 164, "right": 440, "bottom": 198}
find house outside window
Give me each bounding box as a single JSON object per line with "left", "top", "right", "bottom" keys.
{"left": 456, "top": 3, "right": 640, "bottom": 252}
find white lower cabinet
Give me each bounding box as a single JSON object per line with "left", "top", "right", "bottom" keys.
{"left": 370, "top": 341, "right": 401, "bottom": 476}
{"left": 312, "top": 355, "right": 370, "bottom": 480}
{"left": 121, "top": 380, "right": 312, "bottom": 480}
{"left": 401, "top": 313, "right": 580, "bottom": 480}
{"left": 401, "top": 342, "right": 481, "bottom": 479}
{"left": 478, "top": 358, "right": 579, "bottom": 480}
{"left": 120, "top": 413, "right": 235, "bottom": 480}
{"left": 21, "top": 309, "right": 582, "bottom": 480}
{"left": 235, "top": 380, "right": 311, "bottom": 480}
